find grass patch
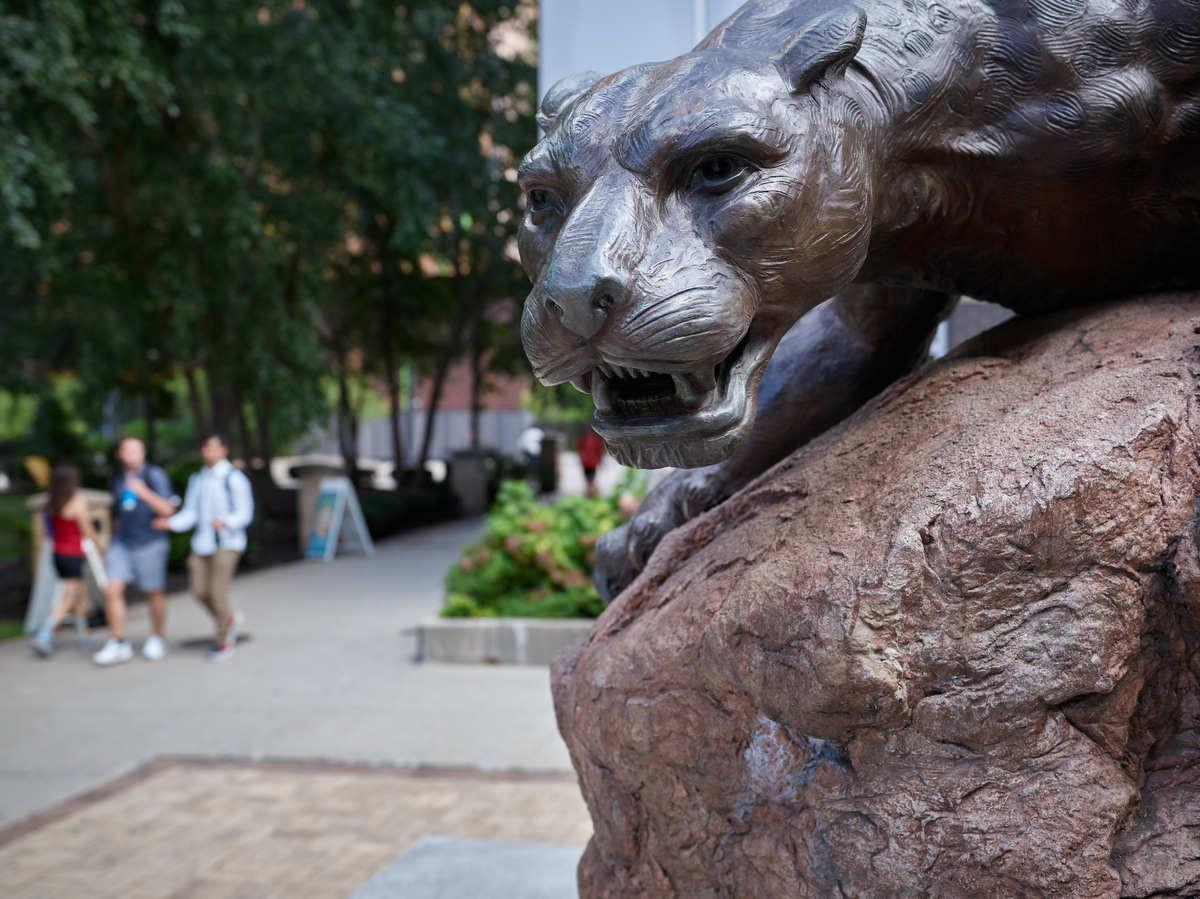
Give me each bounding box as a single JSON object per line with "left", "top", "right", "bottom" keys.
{"left": 0, "top": 619, "right": 25, "bottom": 640}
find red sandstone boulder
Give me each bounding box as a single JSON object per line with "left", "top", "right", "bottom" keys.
{"left": 553, "top": 296, "right": 1200, "bottom": 897}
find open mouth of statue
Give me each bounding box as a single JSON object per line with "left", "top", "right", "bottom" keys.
{"left": 576, "top": 330, "right": 770, "bottom": 441}
{"left": 593, "top": 366, "right": 714, "bottom": 418}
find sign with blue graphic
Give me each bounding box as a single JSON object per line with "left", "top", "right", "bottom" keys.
{"left": 305, "top": 477, "right": 375, "bottom": 562}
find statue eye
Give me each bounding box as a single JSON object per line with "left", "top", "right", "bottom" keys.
{"left": 690, "top": 154, "right": 751, "bottom": 194}
{"left": 527, "top": 187, "right": 559, "bottom": 215}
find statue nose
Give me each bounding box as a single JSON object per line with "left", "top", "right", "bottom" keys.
{"left": 545, "top": 276, "right": 624, "bottom": 340}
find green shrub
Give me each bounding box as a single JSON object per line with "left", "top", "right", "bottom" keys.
{"left": 168, "top": 530, "right": 192, "bottom": 570}
{"left": 442, "top": 479, "right": 640, "bottom": 619}
{"left": 360, "top": 484, "right": 460, "bottom": 539}
{"left": 0, "top": 494, "right": 31, "bottom": 566}
{"left": 163, "top": 456, "right": 204, "bottom": 494}
{"left": 0, "top": 619, "right": 24, "bottom": 641}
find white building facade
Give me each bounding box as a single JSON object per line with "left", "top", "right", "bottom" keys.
{"left": 539, "top": 0, "right": 745, "bottom": 96}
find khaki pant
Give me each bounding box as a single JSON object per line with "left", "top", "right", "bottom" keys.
{"left": 188, "top": 550, "right": 241, "bottom": 645}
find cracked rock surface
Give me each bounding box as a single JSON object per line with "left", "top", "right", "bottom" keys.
{"left": 553, "top": 295, "right": 1200, "bottom": 897}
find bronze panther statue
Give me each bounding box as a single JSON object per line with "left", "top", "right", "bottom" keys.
{"left": 517, "top": 0, "right": 1200, "bottom": 599}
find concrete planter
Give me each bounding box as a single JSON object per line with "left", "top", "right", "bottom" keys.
{"left": 416, "top": 616, "right": 595, "bottom": 666}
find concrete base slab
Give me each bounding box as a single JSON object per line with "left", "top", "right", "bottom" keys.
{"left": 417, "top": 617, "right": 594, "bottom": 665}
{"left": 351, "top": 834, "right": 582, "bottom": 899}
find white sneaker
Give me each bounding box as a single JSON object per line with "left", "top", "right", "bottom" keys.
{"left": 142, "top": 634, "right": 166, "bottom": 661}
{"left": 93, "top": 638, "right": 133, "bottom": 667}
{"left": 226, "top": 611, "right": 244, "bottom": 647}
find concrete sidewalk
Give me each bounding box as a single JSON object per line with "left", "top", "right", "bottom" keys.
{"left": 0, "top": 519, "right": 576, "bottom": 826}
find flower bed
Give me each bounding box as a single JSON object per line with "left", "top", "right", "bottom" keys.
{"left": 442, "top": 479, "right": 638, "bottom": 619}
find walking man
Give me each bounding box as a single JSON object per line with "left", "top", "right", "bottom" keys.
{"left": 94, "top": 436, "right": 177, "bottom": 667}
{"left": 156, "top": 433, "right": 253, "bottom": 662}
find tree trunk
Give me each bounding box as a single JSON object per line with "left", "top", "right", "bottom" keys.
{"left": 414, "top": 224, "right": 485, "bottom": 467}
{"left": 255, "top": 389, "right": 273, "bottom": 469}
{"left": 335, "top": 352, "right": 360, "bottom": 485}
{"left": 417, "top": 354, "right": 452, "bottom": 471}
{"left": 417, "top": 284, "right": 476, "bottom": 469}
{"left": 378, "top": 278, "right": 404, "bottom": 476}
{"left": 234, "top": 384, "right": 253, "bottom": 466}
{"left": 385, "top": 361, "right": 405, "bottom": 478}
{"left": 184, "top": 368, "right": 209, "bottom": 437}
{"left": 208, "top": 375, "right": 234, "bottom": 441}
{"left": 372, "top": 218, "right": 405, "bottom": 482}
{"left": 469, "top": 309, "right": 485, "bottom": 451}
{"left": 145, "top": 391, "right": 157, "bottom": 460}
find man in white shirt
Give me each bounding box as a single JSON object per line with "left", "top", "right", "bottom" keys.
{"left": 154, "top": 433, "right": 254, "bottom": 661}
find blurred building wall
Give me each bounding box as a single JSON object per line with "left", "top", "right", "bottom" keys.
{"left": 316, "top": 409, "right": 535, "bottom": 465}
{"left": 539, "top": 0, "right": 744, "bottom": 96}
{"left": 310, "top": 359, "right": 536, "bottom": 464}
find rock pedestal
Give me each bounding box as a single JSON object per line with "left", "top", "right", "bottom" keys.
{"left": 553, "top": 296, "right": 1200, "bottom": 897}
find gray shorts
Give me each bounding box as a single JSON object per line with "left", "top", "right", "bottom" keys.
{"left": 106, "top": 539, "right": 169, "bottom": 593}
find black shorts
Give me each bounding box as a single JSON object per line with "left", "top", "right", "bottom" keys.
{"left": 583, "top": 465, "right": 597, "bottom": 481}
{"left": 53, "top": 553, "right": 85, "bottom": 579}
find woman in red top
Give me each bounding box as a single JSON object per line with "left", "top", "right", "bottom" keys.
{"left": 576, "top": 427, "right": 606, "bottom": 498}
{"left": 31, "top": 465, "right": 100, "bottom": 657}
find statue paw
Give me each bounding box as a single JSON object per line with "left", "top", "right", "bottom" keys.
{"left": 594, "top": 467, "right": 727, "bottom": 602}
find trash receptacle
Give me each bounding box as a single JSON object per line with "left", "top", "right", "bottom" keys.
{"left": 538, "top": 435, "right": 560, "bottom": 495}
{"left": 450, "top": 450, "right": 492, "bottom": 517}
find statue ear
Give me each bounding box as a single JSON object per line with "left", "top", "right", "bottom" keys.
{"left": 775, "top": 10, "right": 867, "bottom": 94}
{"left": 536, "top": 71, "right": 602, "bottom": 134}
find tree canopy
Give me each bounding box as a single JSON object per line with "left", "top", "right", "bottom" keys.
{"left": 0, "top": 0, "right": 537, "bottom": 477}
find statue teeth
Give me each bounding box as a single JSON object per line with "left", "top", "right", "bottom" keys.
{"left": 592, "top": 373, "right": 614, "bottom": 412}
{"left": 672, "top": 374, "right": 705, "bottom": 409}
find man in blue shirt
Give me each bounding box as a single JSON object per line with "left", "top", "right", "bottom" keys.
{"left": 155, "top": 433, "right": 254, "bottom": 662}
{"left": 94, "top": 436, "right": 178, "bottom": 667}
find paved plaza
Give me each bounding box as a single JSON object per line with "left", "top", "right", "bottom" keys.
{"left": 0, "top": 758, "right": 589, "bottom": 899}
{"left": 0, "top": 518, "right": 590, "bottom": 896}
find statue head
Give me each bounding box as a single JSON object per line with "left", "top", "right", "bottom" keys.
{"left": 519, "top": 11, "right": 873, "bottom": 468}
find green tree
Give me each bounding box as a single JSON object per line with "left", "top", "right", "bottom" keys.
{"left": 0, "top": 0, "right": 538, "bottom": 480}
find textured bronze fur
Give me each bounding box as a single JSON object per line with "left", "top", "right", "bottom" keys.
{"left": 518, "top": 0, "right": 1200, "bottom": 596}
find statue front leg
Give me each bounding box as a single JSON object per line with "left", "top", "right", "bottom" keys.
{"left": 595, "top": 285, "right": 958, "bottom": 601}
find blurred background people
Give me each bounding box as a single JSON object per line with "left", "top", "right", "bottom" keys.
{"left": 157, "top": 433, "right": 254, "bottom": 662}
{"left": 519, "top": 424, "right": 545, "bottom": 480}
{"left": 576, "top": 427, "right": 605, "bottom": 498}
{"left": 30, "top": 465, "right": 100, "bottom": 657}
{"left": 94, "top": 437, "right": 176, "bottom": 667}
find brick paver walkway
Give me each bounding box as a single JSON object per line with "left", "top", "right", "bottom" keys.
{"left": 0, "top": 757, "right": 591, "bottom": 899}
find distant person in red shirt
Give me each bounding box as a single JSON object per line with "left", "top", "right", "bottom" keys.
{"left": 577, "top": 427, "right": 605, "bottom": 498}
{"left": 31, "top": 465, "right": 100, "bottom": 657}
